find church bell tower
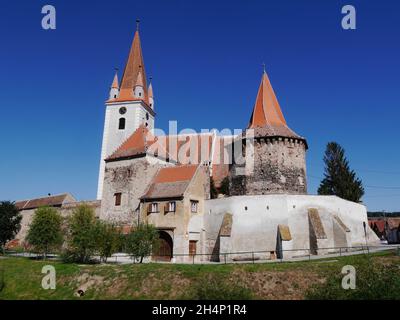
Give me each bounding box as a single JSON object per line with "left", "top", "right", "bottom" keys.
{"left": 97, "top": 21, "right": 155, "bottom": 199}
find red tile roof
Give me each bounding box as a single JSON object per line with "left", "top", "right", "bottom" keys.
{"left": 141, "top": 165, "right": 199, "bottom": 200}
{"left": 153, "top": 164, "right": 198, "bottom": 183}
{"left": 111, "top": 30, "right": 149, "bottom": 104}
{"left": 106, "top": 125, "right": 168, "bottom": 161}
{"left": 247, "top": 71, "right": 306, "bottom": 144}
{"left": 111, "top": 72, "right": 118, "bottom": 89}
{"left": 15, "top": 193, "right": 75, "bottom": 210}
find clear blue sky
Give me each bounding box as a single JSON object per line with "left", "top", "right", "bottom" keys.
{"left": 0, "top": 0, "right": 399, "bottom": 211}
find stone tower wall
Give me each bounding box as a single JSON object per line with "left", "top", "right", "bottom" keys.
{"left": 100, "top": 155, "right": 172, "bottom": 224}
{"left": 230, "top": 137, "right": 307, "bottom": 195}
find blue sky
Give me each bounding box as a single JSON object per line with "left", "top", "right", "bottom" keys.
{"left": 0, "top": 0, "right": 399, "bottom": 211}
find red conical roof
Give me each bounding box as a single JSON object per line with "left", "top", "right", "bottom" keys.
{"left": 247, "top": 71, "right": 306, "bottom": 145}
{"left": 249, "top": 71, "right": 286, "bottom": 128}
{"left": 116, "top": 30, "right": 149, "bottom": 104}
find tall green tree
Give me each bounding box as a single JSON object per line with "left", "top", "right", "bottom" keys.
{"left": 65, "top": 205, "right": 98, "bottom": 263}
{"left": 0, "top": 201, "right": 22, "bottom": 253}
{"left": 210, "top": 177, "right": 218, "bottom": 199}
{"left": 26, "top": 206, "right": 63, "bottom": 259}
{"left": 318, "top": 142, "right": 364, "bottom": 202}
{"left": 93, "top": 221, "right": 121, "bottom": 263}
{"left": 125, "top": 223, "right": 159, "bottom": 263}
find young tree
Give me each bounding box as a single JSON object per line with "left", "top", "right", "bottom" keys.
{"left": 93, "top": 221, "right": 121, "bottom": 263}
{"left": 219, "top": 176, "right": 230, "bottom": 196}
{"left": 125, "top": 223, "right": 159, "bottom": 263}
{"left": 65, "top": 205, "right": 97, "bottom": 263}
{"left": 318, "top": 142, "right": 364, "bottom": 202}
{"left": 210, "top": 177, "right": 218, "bottom": 199}
{"left": 0, "top": 201, "right": 22, "bottom": 253}
{"left": 26, "top": 206, "right": 63, "bottom": 259}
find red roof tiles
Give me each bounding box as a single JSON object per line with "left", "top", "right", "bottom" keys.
{"left": 141, "top": 165, "right": 199, "bottom": 200}
{"left": 114, "top": 30, "right": 149, "bottom": 104}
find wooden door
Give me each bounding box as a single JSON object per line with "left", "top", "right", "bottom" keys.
{"left": 152, "top": 231, "right": 173, "bottom": 262}
{"left": 189, "top": 240, "right": 197, "bottom": 256}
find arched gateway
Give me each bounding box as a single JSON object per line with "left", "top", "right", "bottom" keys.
{"left": 152, "top": 231, "right": 173, "bottom": 262}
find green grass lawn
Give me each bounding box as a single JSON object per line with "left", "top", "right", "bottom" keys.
{"left": 0, "top": 250, "right": 398, "bottom": 300}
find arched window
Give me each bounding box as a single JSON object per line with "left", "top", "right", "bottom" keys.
{"left": 118, "top": 118, "right": 126, "bottom": 130}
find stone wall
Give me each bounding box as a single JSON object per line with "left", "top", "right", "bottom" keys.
{"left": 101, "top": 155, "right": 172, "bottom": 224}
{"left": 230, "top": 137, "right": 307, "bottom": 196}
{"left": 14, "top": 200, "right": 101, "bottom": 245}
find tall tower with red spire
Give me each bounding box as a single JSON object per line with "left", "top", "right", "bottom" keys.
{"left": 97, "top": 22, "right": 155, "bottom": 199}
{"left": 230, "top": 69, "right": 308, "bottom": 196}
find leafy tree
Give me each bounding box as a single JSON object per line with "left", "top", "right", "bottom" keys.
{"left": 65, "top": 205, "right": 98, "bottom": 263}
{"left": 318, "top": 142, "right": 364, "bottom": 202}
{"left": 125, "top": 223, "right": 159, "bottom": 263}
{"left": 0, "top": 201, "right": 22, "bottom": 253}
{"left": 26, "top": 206, "right": 63, "bottom": 259}
{"left": 210, "top": 177, "right": 218, "bottom": 199}
{"left": 93, "top": 221, "right": 121, "bottom": 263}
{"left": 219, "top": 177, "right": 230, "bottom": 196}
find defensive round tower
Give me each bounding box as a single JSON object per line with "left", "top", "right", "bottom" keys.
{"left": 230, "top": 70, "right": 308, "bottom": 195}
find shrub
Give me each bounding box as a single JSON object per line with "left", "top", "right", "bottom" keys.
{"left": 26, "top": 206, "right": 63, "bottom": 259}
{"left": 210, "top": 177, "right": 218, "bottom": 199}
{"left": 218, "top": 177, "right": 230, "bottom": 196}
{"left": 306, "top": 257, "right": 400, "bottom": 300}
{"left": 125, "top": 223, "right": 159, "bottom": 263}
{"left": 64, "top": 205, "right": 98, "bottom": 263}
{"left": 93, "top": 221, "right": 121, "bottom": 263}
{"left": 0, "top": 201, "right": 22, "bottom": 253}
{"left": 188, "top": 275, "right": 252, "bottom": 300}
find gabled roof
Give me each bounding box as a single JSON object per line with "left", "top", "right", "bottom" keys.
{"left": 141, "top": 164, "right": 199, "bottom": 200}
{"left": 112, "top": 30, "right": 149, "bottom": 104}
{"left": 247, "top": 71, "right": 306, "bottom": 144}
{"left": 15, "top": 193, "right": 76, "bottom": 210}
{"left": 106, "top": 125, "right": 165, "bottom": 161}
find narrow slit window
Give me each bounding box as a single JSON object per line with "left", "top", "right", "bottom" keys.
{"left": 190, "top": 200, "right": 198, "bottom": 213}
{"left": 118, "top": 118, "right": 126, "bottom": 130}
{"left": 114, "top": 193, "right": 122, "bottom": 206}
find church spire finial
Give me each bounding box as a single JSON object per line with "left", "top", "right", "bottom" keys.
{"left": 136, "top": 19, "right": 140, "bottom": 31}
{"left": 262, "top": 62, "right": 266, "bottom": 74}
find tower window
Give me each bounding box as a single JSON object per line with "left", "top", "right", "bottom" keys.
{"left": 146, "top": 113, "right": 149, "bottom": 120}
{"left": 190, "top": 200, "right": 198, "bottom": 213}
{"left": 114, "top": 193, "right": 122, "bottom": 206}
{"left": 139, "top": 92, "right": 142, "bottom": 97}
{"left": 118, "top": 118, "right": 126, "bottom": 130}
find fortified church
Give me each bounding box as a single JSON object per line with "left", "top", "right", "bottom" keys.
{"left": 15, "top": 25, "right": 379, "bottom": 262}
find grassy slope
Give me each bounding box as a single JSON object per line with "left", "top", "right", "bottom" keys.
{"left": 0, "top": 250, "right": 398, "bottom": 300}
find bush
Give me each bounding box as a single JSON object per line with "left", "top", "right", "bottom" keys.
{"left": 26, "top": 206, "right": 63, "bottom": 259}
{"left": 0, "top": 201, "right": 22, "bottom": 253}
{"left": 306, "top": 257, "right": 400, "bottom": 300}
{"left": 218, "top": 177, "right": 230, "bottom": 196}
{"left": 210, "top": 177, "right": 218, "bottom": 199}
{"left": 93, "top": 221, "right": 121, "bottom": 263}
{"left": 64, "top": 205, "right": 98, "bottom": 263}
{"left": 188, "top": 275, "right": 252, "bottom": 300}
{"left": 125, "top": 223, "right": 159, "bottom": 263}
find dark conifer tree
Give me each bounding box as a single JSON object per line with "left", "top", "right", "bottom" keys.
{"left": 318, "top": 142, "right": 364, "bottom": 202}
